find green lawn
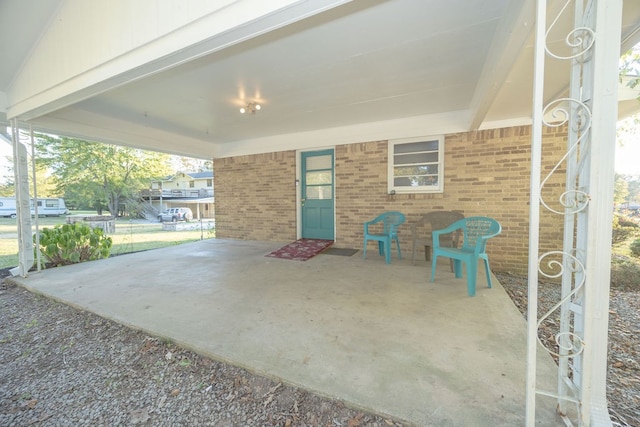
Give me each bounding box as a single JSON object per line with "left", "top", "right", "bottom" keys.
{"left": 0, "top": 213, "right": 215, "bottom": 269}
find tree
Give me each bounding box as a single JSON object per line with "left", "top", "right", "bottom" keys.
{"left": 0, "top": 153, "right": 61, "bottom": 198}
{"left": 171, "top": 155, "right": 213, "bottom": 172}
{"left": 627, "top": 175, "right": 640, "bottom": 204}
{"left": 614, "top": 173, "right": 629, "bottom": 207}
{"left": 35, "top": 135, "right": 173, "bottom": 216}
{"left": 614, "top": 173, "right": 640, "bottom": 210}
{"left": 620, "top": 44, "right": 640, "bottom": 99}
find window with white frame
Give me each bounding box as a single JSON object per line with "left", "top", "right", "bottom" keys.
{"left": 388, "top": 136, "right": 444, "bottom": 193}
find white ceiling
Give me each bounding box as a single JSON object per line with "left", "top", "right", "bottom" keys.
{"left": 1, "top": 0, "right": 639, "bottom": 159}
{"left": 0, "top": 0, "right": 61, "bottom": 88}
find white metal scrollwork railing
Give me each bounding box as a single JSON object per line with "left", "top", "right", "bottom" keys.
{"left": 527, "top": 0, "right": 602, "bottom": 425}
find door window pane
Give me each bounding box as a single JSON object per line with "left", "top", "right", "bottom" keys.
{"left": 306, "top": 155, "right": 332, "bottom": 170}
{"left": 306, "top": 171, "right": 332, "bottom": 185}
{"left": 306, "top": 185, "right": 333, "bottom": 200}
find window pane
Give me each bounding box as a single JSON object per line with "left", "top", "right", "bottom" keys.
{"left": 306, "top": 185, "right": 333, "bottom": 199}
{"left": 306, "top": 155, "right": 332, "bottom": 170}
{"left": 394, "top": 152, "right": 439, "bottom": 165}
{"left": 394, "top": 176, "right": 439, "bottom": 187}
{"left": 394, "top": 165, "right": 439, "bottom": 176}
{"left": 393, "top": 140, "right": 438, "bottom": 154}
{"left": 306, "top": 171, "right": 332, "bottom": 185}
{"left": 415, "top": 176, "right": 439, "bottom": 186}
{"left": 389, "top": 136, "right": 443, "bottom": 193}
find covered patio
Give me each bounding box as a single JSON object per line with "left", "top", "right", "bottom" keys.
{"left": 7, "top": 238, "right": 562, "bottom": 426}
{"left": 3, "top": 1, "right": 640, "bottom": 424}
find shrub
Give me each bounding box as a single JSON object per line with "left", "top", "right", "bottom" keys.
{"left": 611, "top": 254, "right": 640, "bottom": 291}
{"left": 631, "top": 239, "right": 640, "bottom": 258}
{"left": 34, "top": 223, "right": 113, "bottom": 267}
{"left": 618, "top": 217, "right": 639, "bottom": 228}
{"left": 612, "top": 215, "right": 640, "bottom": 245}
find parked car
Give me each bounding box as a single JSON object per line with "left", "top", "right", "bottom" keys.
{"left": 158, "top": 207, "right": 193, "bottom": 222}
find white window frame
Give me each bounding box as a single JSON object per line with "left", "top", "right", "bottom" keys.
{"left": 388, "top": 135, "right": 445, "bottom": 194}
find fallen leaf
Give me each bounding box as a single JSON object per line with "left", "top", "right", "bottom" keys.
{"left": 264, "top": 382, "right": 281, "bottom": 397}
{"left": 348, "top": 412, "right": 364, "bottom": 427}
{"left": 263, "top": 394, "right": 273, "bottom": 407}
{"left": 170, "top": 389, "right": 180, "bottom": 397}
{"left": 25, "top": 399, "right": 37, "bottom": 409}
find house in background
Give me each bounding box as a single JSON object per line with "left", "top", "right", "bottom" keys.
{"left": 141, "top": 171, "right": 214, "bottom": 219}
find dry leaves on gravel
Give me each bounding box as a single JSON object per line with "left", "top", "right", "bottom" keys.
{"left": 497, "top": 273, "right": 640, "bottom": 427}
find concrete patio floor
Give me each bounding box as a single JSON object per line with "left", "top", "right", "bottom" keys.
{"left": 7, "top": 238, "right": 563, "bottom": 426}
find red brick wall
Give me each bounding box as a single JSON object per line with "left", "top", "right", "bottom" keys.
{"left": 214, "top": 125, "right": 567, "bottom": 274}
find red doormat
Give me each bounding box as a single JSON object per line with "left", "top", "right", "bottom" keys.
{"left": 265, "top": 239, "right": 334, "bottom": 261}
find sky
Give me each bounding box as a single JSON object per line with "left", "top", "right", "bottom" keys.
{"left": 615, "top": 115, "right": 640, "bottom": 175}
{"left": 615, "top": 140, "right": 639, "bottom": 175}
{"left": 0, "top": 140, "right": 12, "bottom": 180}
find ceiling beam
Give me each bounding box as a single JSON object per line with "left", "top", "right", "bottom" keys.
{"left": 467, "top": 0, "right": 535, "bottom": 130}
{"left": 621, "top": 23, "right": 640, "bottom": 53}
{"left": 27, "top": 108, "right": 214, "bottom": 159}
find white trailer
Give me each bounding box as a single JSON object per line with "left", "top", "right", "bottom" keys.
{"left": 0, "top": 197, "right": 69, "bottom": 218}
{"left": 0, "top": 197, "right": 17, "bottom": 218}
{"left": 31, "top": 198, "right": 69, "bottom": 217}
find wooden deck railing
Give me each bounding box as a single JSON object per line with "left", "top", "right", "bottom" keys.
{"left": 140, "top": 189, "right": 213, "bottom": 198}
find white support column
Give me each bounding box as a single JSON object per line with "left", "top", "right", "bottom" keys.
{"left": 10, "top": 120, "right": 34, "bottom": 277}
{"left": 525, "top": 1, "right": 546, "bottom": 426}
{"left": 527, "top": 0, "right": 622, "bottom": 425}
{"left": 30, "top": 126, "right": 42, "bottom": 273}
{"left": 581, "top": 0, "right": 622, "bottom": 424}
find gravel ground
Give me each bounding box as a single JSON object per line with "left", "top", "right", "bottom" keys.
{"left": 0, "top": 281, "right": 402, "bottom": 427}
{"left": 1, "top": 271, "right": 638, "bottom": 427}
{"left": 497, "top": 273, "right": 640, "bottom": 427}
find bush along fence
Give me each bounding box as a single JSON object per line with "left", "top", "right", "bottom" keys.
{"left": 34, "top": 223, "right": 113, "bottom": 268}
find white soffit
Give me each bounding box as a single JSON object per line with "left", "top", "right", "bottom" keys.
{"left": 3, "top": 0, "right": 638, "bottom": 159}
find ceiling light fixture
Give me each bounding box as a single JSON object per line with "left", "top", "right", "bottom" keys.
{"left": 240, "top": 102, "right": 261, "bottom": 114}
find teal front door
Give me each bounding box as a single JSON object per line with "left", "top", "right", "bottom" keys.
{"left": 301, "top": 150, "right": 334, "bottom": 240}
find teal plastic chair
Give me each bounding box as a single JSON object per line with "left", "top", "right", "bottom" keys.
{"left": 363, "top": 211, "right": 406, "bottom": 264}
{"left": 410, "top": 211, "right": 464, "bottom": 266}
{"left": 430, "top": 216, "right": 501, "bottom": 296}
